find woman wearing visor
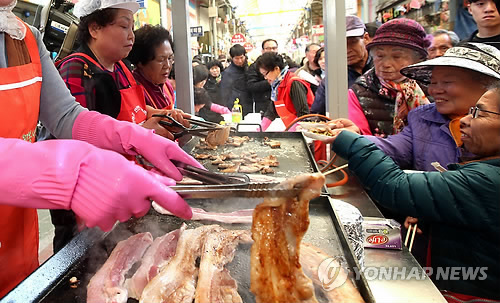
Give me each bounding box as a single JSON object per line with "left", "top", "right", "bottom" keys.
{"left": 0, "top": 0, "right": 201, "bottom": 297}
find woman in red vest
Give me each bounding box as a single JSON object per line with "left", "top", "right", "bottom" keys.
{"left": 0, "top": 0, "right": 202, "bottom": 297}
{"left": 256, "top": 52, "right": 314, "bottom": 130}
{"left": 57, "top": 0, "right": 187, "bottom": 139}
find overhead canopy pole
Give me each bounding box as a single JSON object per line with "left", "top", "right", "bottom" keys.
{"left": 172, "top": 0, "right": 194, "bottom": 114}
{"left": 323, "top": 0, "right": 348, "bottom": 118}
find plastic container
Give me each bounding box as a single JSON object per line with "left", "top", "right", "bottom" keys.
{"left": 231, "top": 98, "right": 243, "bottom": 123}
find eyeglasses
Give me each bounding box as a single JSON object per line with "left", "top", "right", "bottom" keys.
{"left": 468, "top": 106, "right": 500, "bottom": 118}
{"left": 155, "top": 55, "right": 175, "bottom": 66}
{"left": 261, "top": 70, "right": 270, "bottom": 77}
{"left": 264, "top": 46, "right": 278, "bottom": 51}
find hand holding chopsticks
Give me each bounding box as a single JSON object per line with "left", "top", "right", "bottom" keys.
{"left": 404, "top": 216, "right": 422, "bottom": 252}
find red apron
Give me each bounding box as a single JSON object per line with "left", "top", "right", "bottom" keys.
{"left": 65, "top": 53, "right": 147, "bottom": 124}
{"left": 275, "top": 73, "right": 314, "bottom": 128}
{"left": 0, "top": 25, "right": 42, "bottom": 297}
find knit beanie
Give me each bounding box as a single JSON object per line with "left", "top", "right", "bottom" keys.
{"left": 366, "top": 18, "right": 431, "bottom": 58}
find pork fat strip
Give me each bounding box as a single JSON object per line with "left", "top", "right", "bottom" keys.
{"left": 153, "top": 202, "right": 254, "bottom": 224}
{"left": 126, "top": 225, "right": 186, "bottom": 299}
{"left": 140, "top": 225, "right": 224, "bottom": 303}
{"left": 195, "top": 229, "right": 252, "bottom": 303}
{"left": 300, "top": 243, "right": 365, "bottom": 303}
{"left": 250, "top": 173, "right": 325, "bottom": 303}
{"left": 87, "top": 232, "right": 153, "bottom": 303}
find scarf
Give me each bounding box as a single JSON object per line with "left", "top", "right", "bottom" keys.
{"left": 270, "top": 66, "right": 289, "bottom": 102}
{"left": 379, "top": 77, "right": 429, "bottom": 134}
{"left": 448, "top": 114, "right": 464, "bottom": 147}
{"left": 0, "top": 0, "right": 26, "bottom": 40}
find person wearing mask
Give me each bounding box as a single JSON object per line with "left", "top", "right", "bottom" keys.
{"left": 295, "top": 43, "right": 321, "bottom": 94}
{"left": 428, "top": 29, "right": 459, "bottom": 59}
{"left": 328, "top": 85, "right": 500, "bottom": 301}
{"left": 466, "top": 0, "right": 500, "bottom": 49}
{"left": 246, "top": 38, "right": 279, "bottom": 115}
{"left": 349, "top": 18, "right": 430, "bottom": 137}
{"left": 258, "top": 53, "right": 314, "bottom": 130}
{"left": 127, "top": 24, "right": 176, "bottom": 111}
{"left": 204, "top": 60, "right": 224, "bottom": 105}
{"left": 220, "top": 44, "right": 251, "bottom": 115}
{"left": 0, "top": 0, "right": 202, "bottom": 296}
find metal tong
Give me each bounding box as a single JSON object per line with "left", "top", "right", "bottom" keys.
{"left": 152, "top": 114, "right": 217, "bottom": 139}
{"left": 185, "top": 117, "right": 237, "bottom": 134}
{"left": 170, "top": 160, "right": 301, "bottom": 198}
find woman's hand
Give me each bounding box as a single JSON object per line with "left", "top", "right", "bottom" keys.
{"left": 146, "top": 106, "right": 190, "bottom": 128}
{"left": 404, "top": 216, "right": 423, "bottom": 234}
{"left": 327, "top": 118, "right": 361, "bottom": 134}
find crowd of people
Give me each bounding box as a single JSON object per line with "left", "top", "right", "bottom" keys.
{"left": 0, "top": 0, "right": 499, "bottom": 300}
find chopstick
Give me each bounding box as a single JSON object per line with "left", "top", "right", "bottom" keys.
{"left": 322, "top": 164, "right": 349, "bottom": 176}
{"left": 404, "top": 223, "right": 418, "bottom": 252}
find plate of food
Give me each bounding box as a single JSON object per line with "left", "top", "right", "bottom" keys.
{"left": 297, "top": 122, "right": 337, "bottom": 141}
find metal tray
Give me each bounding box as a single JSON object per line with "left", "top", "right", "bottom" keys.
{"left": 1, "top": 196, "right": 374, "bottom": 303}
{"left": 182, "top": 131, "right": 319, "bottom": 179}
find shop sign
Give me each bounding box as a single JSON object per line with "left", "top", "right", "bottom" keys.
{"left": 243, "top": 42, "right": 253, "bottom": 52}
{"left": 190, "top": 26, "right": 203, "bottom": 37}
{"left": 231, "top": 33, "right": 246, "bottom": 44}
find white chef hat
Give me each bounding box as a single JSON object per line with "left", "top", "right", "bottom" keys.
{"left": 73, "top": 0, "right": 140, "bottom": 18}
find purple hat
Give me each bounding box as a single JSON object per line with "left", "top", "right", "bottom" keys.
{"left": 346, "top": 15, "right": 366, "bottom": 37}
{"left": 366, "top": 18, "right": 431, "bottom": 58}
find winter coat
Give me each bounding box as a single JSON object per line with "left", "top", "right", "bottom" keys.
{"left": 204, "top": 75, "right": 222, "bottom": 105}
{"left": 219, "top": 63, "right": 250, "bottom": 114}
{"left": 332, "top": 131, "right": 500, "bottom": 300}
{"left": 246, "top": 62, "right": 272, "bottom": 114}
{"left": 366, "top": 103, "right": 476, "bottom": 171}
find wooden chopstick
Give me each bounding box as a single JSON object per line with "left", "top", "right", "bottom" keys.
{"left": 405, "top": 223, "right": 418, "bottom": 252}
{"left": 323, "top": 164, "right": 349, "bottom": 176}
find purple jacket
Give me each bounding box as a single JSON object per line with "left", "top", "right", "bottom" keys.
{"left": 366, "top": 103, "right": 476, "bottom": 171}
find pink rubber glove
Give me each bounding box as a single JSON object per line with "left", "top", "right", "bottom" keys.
{"left": 72, "top": 111, "right": 204, "bottom": 181}
{"left": 261, "top": 117, "right": 272, "bottom": 131}
{"left": 0, "top": 138, "right": 192, "bottom": 231}
{"left": 210, "top": 103, "right": 231, "bottom": 114}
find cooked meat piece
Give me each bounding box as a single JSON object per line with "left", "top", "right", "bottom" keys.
{"left": 195, "top": 230, "right": 252, "bottom": 303}
{"left": 260, "top": 167, "right": 274, "bottom": 174}
{"left": 264, "top": 140, "right": 281, "bottom": 149}
{"left": 127, "top": 226, "right": 185, "bottom": 299}
{"left": 258, "top": 155, "right": 279, "bottom": 167}
{"left": 206, "top": 126, "right": 231, "bottom": 146}
{"left": 177, "top": 176, "right": 204, "bottom": 185}
{"left": 239, "top": 165, "right": 263, "bottom": 173}
{"left": 227, "top": 136, "right": 250, "bottom": 147}
{"left": 153, "top": 203, "right": 254, "bottom": 224}
{"left": 221, "top": 163, "right": 240, "bottom": 173}
{"left": 221, "top": 152, "right": 240, "bottom": 159}
{"left": 232, "top": 159, "right": 246, "bottom": 164}
{"left": 195, "top": 142, "right": 218, "bottom": 150}
{"left": 194, "top": 153, "right": 211, "bottom": 160}
{"left": 250, "top": 173, "right": 325, "bottom": 303}
{"left": 140, "top": 225, "right": 224, "bottom": 303}
{"left": 211, "top": 157, "right": 225, "bottom": 165}
{"left": 300, "top": 243, "right": 365, "bottom": 303}
{"left": 87, "top": 233, "right": 153, "bottom": 303}
{"left": 217, "top": 162, "right": 235, "bottom": 169}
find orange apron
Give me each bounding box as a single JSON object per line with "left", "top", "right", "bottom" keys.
{"left": 0, "top": 26, "right": 42, "bottom": 297}
{"left": 65, "top": 53, "right": 148, "bottom": 124}
{"left": 275, "top": 75, "right": 314, "bottom": 128}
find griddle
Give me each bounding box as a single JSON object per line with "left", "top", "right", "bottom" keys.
{"left": 1, "top": 132, "right": 374, "bottom": 303}
{"left": 1, "top": 196, "right": 374, "bottom": 303}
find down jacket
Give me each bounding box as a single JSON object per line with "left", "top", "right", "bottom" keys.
{"left": 333, "top": 131, "right": 500, "bottom": 299}
{"left": 366, "top": 103, "right": 476, "bottom": 171}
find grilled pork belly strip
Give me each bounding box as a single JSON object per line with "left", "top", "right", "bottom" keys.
{"left": 126, "top": 225, "right": 186, "bottom": 299}
{"left": 195, "top": 229, "right": 252, "bottom": 303}
{"left": 140, "top": 225, "right": 224, "bottom": 303}
{"left": 152, "top": 202, "right": 254, "bottom": 224}
{"left": 300, "top": 243, "right": 365, "bottom": 303}
{"left": 250, "top": 173, "right": 325, "bottom": 303}
{"left": 87, "top": 232, "right": 153, "bottom": 303}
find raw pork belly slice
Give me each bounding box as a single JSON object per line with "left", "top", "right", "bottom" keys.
{"left": 195, "top": 229, "right": 252, "bottom": 303}
{"left": 140, "top": 225, "right": 224, "bottom": 303}
{"left": 250, "top": 173, "right": 325, "bottom": 303}
{"left": 87, "top": 232, "right": 153, "bottom": 303}
{"left": 300, "top": 243, "right": 365, "bottom": 303}
{"left": 126, "top": 224, "right": 186, "bottom": 299}
{"left": 153, "top": 202, "right": 254, "bottom": 224}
